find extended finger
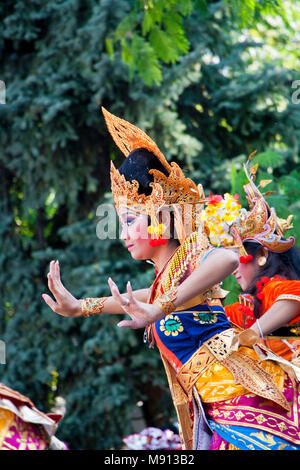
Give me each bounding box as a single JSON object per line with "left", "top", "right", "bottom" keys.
{"left": 50, "top": 260, "right": 56, "bottom": 278}
{"left": 47, "top": 273, "right": 61, "bottom": 299}
{"left": 117, "top": 319, "right": 138, "bottom": 329}
{"left": 54, "top": 260, "right": 65, "bottom": 289}
{"left": 42, "top": 293, "right": 58, "bottom": 312}
{"left": 49, "top": 261, "right": 64, "bottom": 291}
{"left": 126, "top": 281, "right": 136, "bottom": 304}
{"left": 108, "top": 278, "right": 130, "bottom": 308}
{"left": 55, "top": 260, "right": 61, "bottom": 280}
{"left": 50, "top": 260, "right": 60, "bottom": 283}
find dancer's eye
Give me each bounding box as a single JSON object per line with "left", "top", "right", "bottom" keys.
{"left": 126, "top": 218, "right": 135, "bottom": 226}
{"left": 121, "top": 217, "right": 135, "bottom": 227}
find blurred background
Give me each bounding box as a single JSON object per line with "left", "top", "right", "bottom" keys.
{"left": 0, "top": 0, "right": 299, "bottom": 449}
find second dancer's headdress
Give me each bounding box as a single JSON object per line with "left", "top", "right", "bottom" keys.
{"left": 232, "top": 152, "right": 295, "bottom": 253}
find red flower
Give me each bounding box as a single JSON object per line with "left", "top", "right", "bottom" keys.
{"left": 256, "top": 281, "right": 263, "bottom": 291}
{"left": 206, "top": 191, "right": 223, "bottom": 205}
{"left": 239, "top": 254, "right": 253, "bottom": 264}
{"left": 237, "top": 304, "right": 255, "bottom": 328}
{"left": 256, "top": 276, "right": 271, "bottom": 294}
{"left": 149, "top": 238, "right": 168, "bottom": 247}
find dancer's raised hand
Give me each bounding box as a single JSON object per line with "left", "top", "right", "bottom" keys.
{"left": 42, "top": 260, "right": 82, "bottom": 317}
{"left": 108, "top": 277, "right": 162, "bottom": 329}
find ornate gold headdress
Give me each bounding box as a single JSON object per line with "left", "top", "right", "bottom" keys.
{"left": 102, "top": 107, "right": 205, "bottom": 243}
{"left": 232, "top": 152, "right": 295, "bottom": 253}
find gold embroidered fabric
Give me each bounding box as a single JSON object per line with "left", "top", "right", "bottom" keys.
{"left": 175, "top": 327, "right": 288, "bottom": 409}
{"left": 0, "top": 409, "right": 14, "bottom": 448}
{"left": 222, "top": 350, "right": 289, "bottom": 411}
{"left": 204, "top": 329, "right": 239, "bottom": 362}
{"left": 177, "top": 347, "right": 216, "bottom": 398}
{"left": 194, "top": 346, "right": 287, "bottom": 407}
{"left": 160, "top": 353, "right": 193, "bottom": 450}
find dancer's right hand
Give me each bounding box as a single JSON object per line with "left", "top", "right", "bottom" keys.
{"left": 42, "top": 260, "right": 82, "bottom": 317}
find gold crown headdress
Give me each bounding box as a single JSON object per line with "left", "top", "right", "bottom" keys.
{"left": 102, "top": 107, "right": 205, "bottom": 243}
{"left": 232, "top": 152, "right": 295, "bottom": 253}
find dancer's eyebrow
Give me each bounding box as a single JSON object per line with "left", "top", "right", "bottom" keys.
{"left": 119, "top": 210, "right": 139, "bottom": 223}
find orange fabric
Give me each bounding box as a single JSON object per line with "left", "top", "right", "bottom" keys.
{"left": 195, "top": 346, "right": 285, "bottom": 403}
{"left": 263, "top": 337, "right": 300, "bottom": 361}
{"left": 225, "top": 279, "right": 300, "bottom": 361}
{"left": 261, "top": 279, "right": 300, "bottom": 324}
{"left": 225, "top": 302, "right": 245, "bottom": 328}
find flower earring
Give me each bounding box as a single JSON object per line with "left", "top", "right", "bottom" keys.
{"left": 148, "top": 223, "right": 168, "bottom": 247}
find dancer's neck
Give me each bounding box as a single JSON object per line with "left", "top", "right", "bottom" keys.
{"left": 151, "top": 240, "right": 179, "bottom": 273}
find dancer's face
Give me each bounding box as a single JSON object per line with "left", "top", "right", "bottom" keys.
{"left": 233, "top": 259, "right": 257, "bottom": 291}
{"left": 234, "top": 247, "right": 268, "bottom": 291}
{"left": 119, "top": 209, "right": 155, "bottom": 260}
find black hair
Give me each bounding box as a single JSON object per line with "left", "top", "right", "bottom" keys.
{"left": 118, "top": 148, "right": 169, "bottom": 196}
{"left": 118, "top": 148, "right": 179, "bottom": 243}
{"left": 242, "top": 240, "right": 300, "bottom": 317}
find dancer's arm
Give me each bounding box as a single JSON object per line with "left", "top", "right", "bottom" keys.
{"left": 171, "top": 248, "right": 239, "bottom": 308}
{"left": 250, "top": 300, "right": 300, "bottom": 336}
{"left": 109, "top": 248, "right": 239, "bottom": 329}
{"left": 42, "top": 260, "right": 149, "bottom": 317}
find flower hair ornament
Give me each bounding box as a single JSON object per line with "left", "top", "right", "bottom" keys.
{"left": 200, "top": 191, "right": 242, "bottom": 247}
{"left": 148, "top": 223, "right": 168, "bottom": 247}
{"left": 231, "top": 151, "right": 295, "bottom": 256}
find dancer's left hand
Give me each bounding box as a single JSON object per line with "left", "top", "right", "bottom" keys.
{"left": 108, "top": 278, "right": 163, "bottom": 329}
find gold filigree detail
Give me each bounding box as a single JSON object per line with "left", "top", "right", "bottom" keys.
{"left": 204, "top": 329, "right": 239, "bottom": 362}
{"left": 158, "top": 289, "right": 178, "bottom": 315}
{"left": 102, "top": 107, "right": 171, "bottom": 172}
{"left": 102, "top": 107, "right": 205, "bottom": 242}
{"left": 177, "top": 347, "right": 216, "bottom": 397}
{"left": 232, "top": 156, "right": 295, "bottom": 253}
{"left": 222, "top": 351, "right": 290, "bottom": 411}
{"left": 81, "top": 297, "right": 107, "bottom": 317}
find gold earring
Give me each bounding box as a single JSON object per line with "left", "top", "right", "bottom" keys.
{"left": 257, "top": 256, "right": 267, "bottom": 266}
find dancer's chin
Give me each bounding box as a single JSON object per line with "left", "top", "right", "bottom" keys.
{"left": 130, "top": 251, "right": 147, "bottom": 261}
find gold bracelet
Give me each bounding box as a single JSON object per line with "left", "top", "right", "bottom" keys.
{"left": 158, "top": 288, "right": 178, "bottom": 315}
{"left": 81, "top": 297, "right": 107, "bottom": 317}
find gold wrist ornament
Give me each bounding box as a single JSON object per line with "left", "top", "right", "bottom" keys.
{"left": 81, "top": 297, "right": 107, "bottom": 317}
{"left": 158, "top": 288, "right": 178, "bottom": 315}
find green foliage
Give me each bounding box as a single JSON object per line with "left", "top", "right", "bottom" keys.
{"left": 113, "top": 0, "right": 197, "bottom": 85}
{"left": 111, "top": 0, "right": 289, "bottom": 86}
{"left": 0, "top": 0, "right": 299, "bottom": 450}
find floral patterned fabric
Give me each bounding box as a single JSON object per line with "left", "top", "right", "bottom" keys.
{"left": 0, "top": 412, "right": 47, "bottom": 450}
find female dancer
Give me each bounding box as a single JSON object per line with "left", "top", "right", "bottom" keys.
{"left": 225, "top": 161, "right": 300, "bottom": 363}
{"left": 43, "top": 109, "right": 300, "bottom": 450}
